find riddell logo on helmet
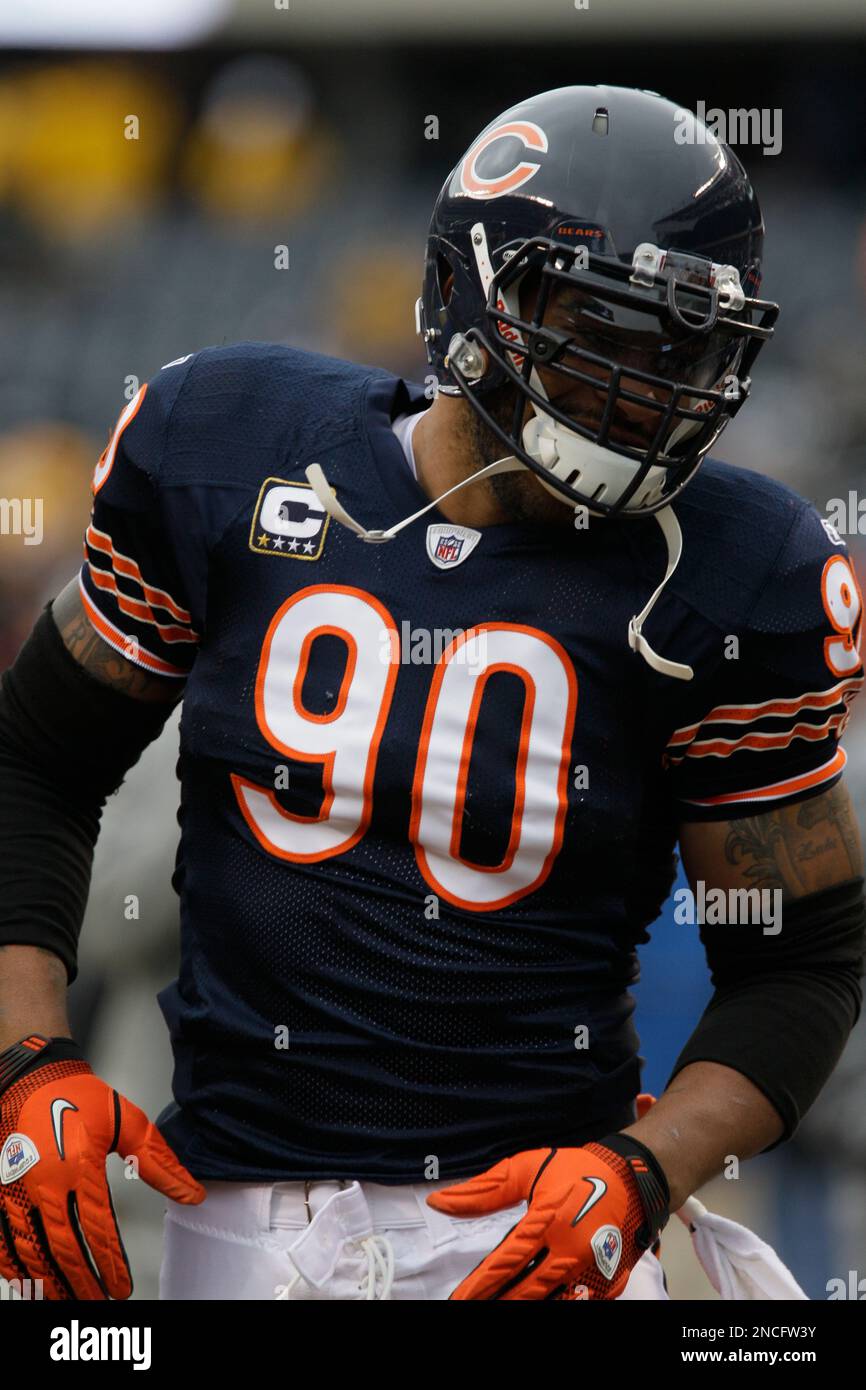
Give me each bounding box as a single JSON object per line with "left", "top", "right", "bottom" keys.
{"left": 495, "top": 293, "right": 523, "bottom": 350}
{"left": 459, "top": 120, "right": 548, "bottom": 199}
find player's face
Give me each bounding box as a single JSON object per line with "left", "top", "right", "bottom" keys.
{"left": 464, "top": 277, "right": 671, "bottom": 526}
{"left": 470, "top": 273, "right": 734, "bottom": 524}
{"left": 526, "top": 280, "right": 679, "bottom": 450}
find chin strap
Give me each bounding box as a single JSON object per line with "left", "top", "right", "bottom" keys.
{"left": 306, "top": 459, "right": 692, "bottom": 682}
{"left": 304, "top": 455, "right": 522, "bottom": 543}
{"left": 628, "top": 505, "right": 693, "bottom": 681}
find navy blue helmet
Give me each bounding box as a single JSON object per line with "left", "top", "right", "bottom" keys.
{"left": 418, "top": 85, "right": 779, "bottom": 518}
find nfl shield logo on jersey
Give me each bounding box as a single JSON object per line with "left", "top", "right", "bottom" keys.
{"left": 426, "top": 522, "right": 481, "bottom": 571}
{"left": 249, "top": 478, "right": 330, "bottom": 559}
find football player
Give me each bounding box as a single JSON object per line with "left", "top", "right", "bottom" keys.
{"left": 0, "top": 85, "right": 863, "bottom": 1301}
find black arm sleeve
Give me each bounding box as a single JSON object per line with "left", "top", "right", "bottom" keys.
{"left": 667, "top": 876, "right": 866, "bottom": 1149}
{"left": 0, "top": 605, "right": 177, "bottom": 981}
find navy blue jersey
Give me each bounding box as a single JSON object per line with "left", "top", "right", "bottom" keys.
{"left": 80, "top": 344, "right": 864, "bottom": 1181}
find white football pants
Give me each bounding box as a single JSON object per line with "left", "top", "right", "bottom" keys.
{"left": 159, "top": 1177, "right": 669, "bottom": 1301}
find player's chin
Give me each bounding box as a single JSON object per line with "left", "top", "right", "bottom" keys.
{"left": 488, "top": 468, "right": 573, "bottom": 527}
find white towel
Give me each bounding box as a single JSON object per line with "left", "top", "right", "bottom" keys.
{"left": 676, "top": 1195, "right": 809, "bottom": 1300}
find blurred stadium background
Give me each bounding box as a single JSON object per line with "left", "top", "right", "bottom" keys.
{"left": 1, "top": 0, "right": 865, "bottom": 1300}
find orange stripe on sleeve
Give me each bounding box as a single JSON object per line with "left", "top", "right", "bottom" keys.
{"left": 86, "top": 564, "right": 199, "bottom": 645}
{"left": 684, "top": 714, "right": 848, "bottom": 759}
{"left": 667, "top": 676, "right": 863, "bottom": 751}
{"left": 78, "top": 577, "right": 190, "bottom": 678}
{"left": 681, "top": 748, "right": 846, "bottom": 809}
{"left": 85, "top": 524, "right": 193, "bottom": 625}
{"left": 691, "top": 677, "right": 863, "bottom": 727}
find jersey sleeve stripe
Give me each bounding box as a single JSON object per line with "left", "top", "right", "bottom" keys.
{"left": 667, "top": 724, "right": 700, "bottom": 747}
{"left": 667, "top": 712, "right": 849, "bottom": 762}
{"left": 666, "top": 674, "right": 864, "bottom": 748}
{"left": 85, "top": 523, "right": 193, "bottom": 624}
{"left": 85, "top": 563, "right": 199, "bottom": 645}
{"left": 78, "top": 576, "right": 190, "bottom": 678}
{"left": 679, "top": 747, "right": 846, "bottom": 808}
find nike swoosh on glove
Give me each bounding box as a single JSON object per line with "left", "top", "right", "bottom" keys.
{"left": 427, "top": 1133, "right": 670, "bottom": 1300}
{"left": 0, "top": 1034, "right": 205, "bottom": 1299}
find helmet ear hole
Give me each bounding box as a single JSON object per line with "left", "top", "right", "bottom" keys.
{"left": 437, "top": 253, "right": 455, "bottom": 306}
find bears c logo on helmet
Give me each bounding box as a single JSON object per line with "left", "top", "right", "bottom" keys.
{"left": 459, "top": 120, "right": 548, "bottom": 200}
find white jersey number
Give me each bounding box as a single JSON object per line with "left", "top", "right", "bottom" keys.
{"left": 232, "top": 590, "right": 577, "bottom": 910}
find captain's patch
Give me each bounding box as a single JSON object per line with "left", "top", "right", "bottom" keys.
{"left": 249, "top": 478, "right": 330, "bottom": 560}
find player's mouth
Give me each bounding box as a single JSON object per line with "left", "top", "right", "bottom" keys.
{"left": 546, "top": 384, "right": 659, "bottom": 452}
{"left": 551, "top": 405, "right": 655, "bottom": 452}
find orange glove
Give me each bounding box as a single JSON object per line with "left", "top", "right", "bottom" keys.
{"left": 0, "top": 1034, "right": 205, "bottom": 1299}
{"left": 428, "top": 1132, "right": 670, "bottom": 1300}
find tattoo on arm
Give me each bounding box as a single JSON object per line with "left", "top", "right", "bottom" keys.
{"left": 797, "top": 782, "right": 863, "bottom": 877}
{"left": 723, "top": 782, "right": 864, "bottom": 899}
{"left": 51, "top": 579, "right": 182, "bottom": 705}
{"left": 724, "top": 815, "right": 788, "bottom": 893}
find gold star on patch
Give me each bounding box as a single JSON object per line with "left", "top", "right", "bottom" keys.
{"left": 256, "top": 532, "right": 270, "bottom": 548}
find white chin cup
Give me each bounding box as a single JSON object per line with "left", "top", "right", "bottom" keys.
{"left": 521, "top": 409, "right": 669, "bottom": 513}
